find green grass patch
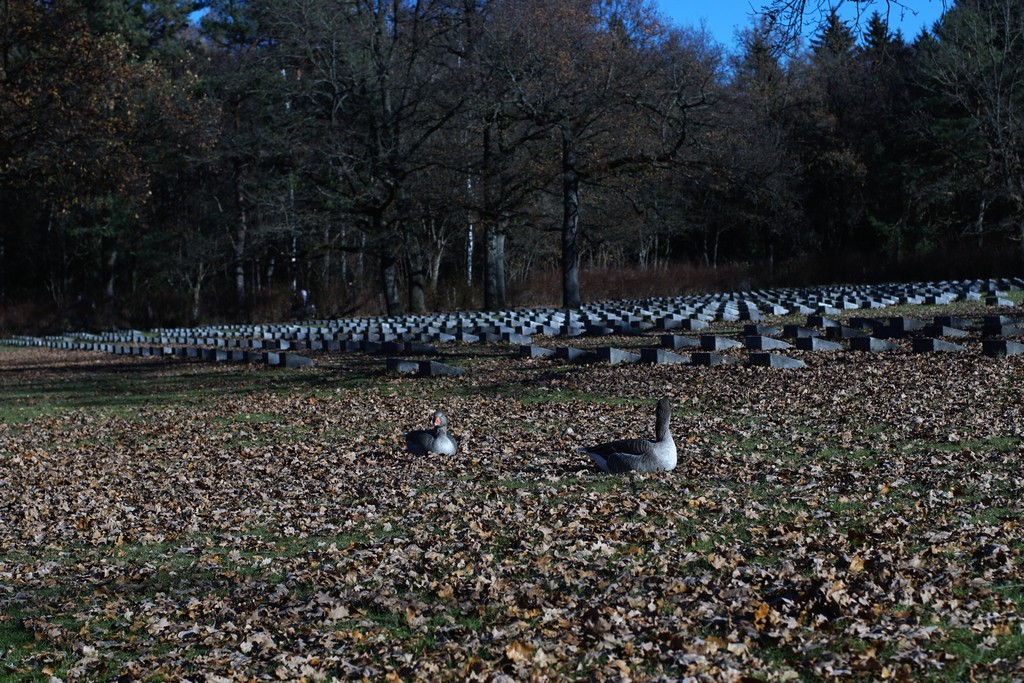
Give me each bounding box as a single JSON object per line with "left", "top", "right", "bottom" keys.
{"left": 0, "top": 614, "right": 75, "bottom": 682}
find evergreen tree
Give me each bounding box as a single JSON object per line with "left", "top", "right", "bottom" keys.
{"left": 916, "top": 0, "right": 1024, "bottom": 260}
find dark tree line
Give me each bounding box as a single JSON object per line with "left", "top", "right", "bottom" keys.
{"left": 1, "top": 0, "right": 1022, "bottom": 331}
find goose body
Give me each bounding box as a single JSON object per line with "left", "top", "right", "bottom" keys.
{"left": 579, "top": 398, "right": 676, "bottom": 473}
{"left": 405, "top": 411, "right": 458, "bottom": 456}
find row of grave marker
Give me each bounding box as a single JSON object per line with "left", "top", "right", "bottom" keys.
{"left": 514, "top": 311, "right": 1024, "bottom": 369}
{"left": 16, "top": 277, "right": 1024, "bottom": 348}
{"left": 2, "top": 278, "right": 1021, "bottom": 369}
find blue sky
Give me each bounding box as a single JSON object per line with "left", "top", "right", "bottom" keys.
{"left": 655, "top": 0, "right": 948, "bottom": 48}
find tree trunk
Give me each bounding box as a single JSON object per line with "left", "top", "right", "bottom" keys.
{"left": 232, "top": 161, "right": 249, "bottom": 315}
{"left": 425, "top": 217, "right": 447, "bottom": 288}
{"left": 406, "top": 229, "right": 427, "bottom": 314}
{"left": 484, "top": 221, "right": 506, "bottom": 310}
{"left": 103, "top": 247, "right": 117, "bottom": 326}
{"left": 466, "top": 177, "right": 475, "bottom": 285}
{"left": 561, "top": 121, "right": 581, "bottom": 310}
{"left": 976, "top": 194, "right": 988, "bottom": 247}
{"left": 381, "top": 253, "right": 403, "bottom": 316}
{"left": 340, "top": 224, "right": 348, "bottom": 289}
{"left": 191, "top": 276, "right": 203, "bottom": 325}
{"left": 104, "top": 248, "right": 117, "bottom": 301}
{"left": 357, "top": 230, "right": 366, "bottom": 296}
{"left": 322, "top": 224, "right": 333, "bottom": 292}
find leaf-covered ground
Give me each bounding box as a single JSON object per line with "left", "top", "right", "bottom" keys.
{"left": 2, "top": 307, "right": 1023, "bottom": 681}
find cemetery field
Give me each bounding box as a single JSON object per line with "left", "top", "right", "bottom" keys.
{"left": 1, "top": 301, "right": 1023, "bottom": 682}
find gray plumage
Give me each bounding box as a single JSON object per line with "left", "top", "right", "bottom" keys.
{"left": 579, "top": 398, "right": 677, "bottom": 473}
{"left": 405, "top": 411, "right": 458, "bottom": 456}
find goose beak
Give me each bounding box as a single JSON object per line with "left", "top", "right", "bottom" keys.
{"left": 434, "top": 416, "right": 441, "bottom": 426}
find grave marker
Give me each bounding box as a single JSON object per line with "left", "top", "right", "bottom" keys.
{"left": 639, "top": 348, "right": 690, "bottom": 365}
{"left": 850, "top": 337, "right": 901, "bottom": 352}
{"left": 912, "top": 338, "right": 966, "bottom": 353}
{"left": 982, "top": 339, "right": 1024, "bottom": 358}
{"left": 419, "top": 360, "right": 466, "bottom": 376}
{"left": 520, "top": 345, "right": 555, "bottom": 359}
{"left": 749, "top": 353, "right": 806, "bottom": 369}
{"left": 745, "top": 336, "right": 793, "bottom": 351}
{"left": 595, "top": 347, "right": 641, "bottom": 365}
{"left": 795, "top": 336, "right": 842, "bottom": 351}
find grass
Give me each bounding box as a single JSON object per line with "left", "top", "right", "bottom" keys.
{"left": 1, "top": 293, "right": 1023, "bottom": 681}
{"left": 0, "top": 615, "right": 68, "bottom": 683}
{"left": 0, "top": 364, "right": 334, "bottom": 423}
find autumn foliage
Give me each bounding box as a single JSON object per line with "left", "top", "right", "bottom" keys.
{"left": 3, "top": 0, "right": 1024, "bottom": 331}
{"left": 1, "top": 299, "right": 1023, "bottom": 679}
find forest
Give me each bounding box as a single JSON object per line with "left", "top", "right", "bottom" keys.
{"left": 1, "top": 0, "right": 1023, "bottom": 332}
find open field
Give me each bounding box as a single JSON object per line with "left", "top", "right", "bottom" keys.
{"left": 2, "top": 300, "right": 1024, "bottom": 681}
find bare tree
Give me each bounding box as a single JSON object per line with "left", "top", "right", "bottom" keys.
{"left": 481, "top": 0, "right": 707, "bottom": 309}
{"left": 758, "top": 0, "right": 946, "bottom": 43}
{"left": 919, "top": 0, "right": 1024, "bottom": 257}
{"left": 262, "top": 0, "right": 467, "bottom": 315}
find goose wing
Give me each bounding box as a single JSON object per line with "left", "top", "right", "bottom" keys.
{"left": 580, "top": 438, "right": 654, "bottom": 473}
{"left": 405, "top": 429, "right": 436, "bottom": 456}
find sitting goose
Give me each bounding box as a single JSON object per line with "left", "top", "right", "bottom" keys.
{"left": 405, "top": 411, "right": 458, "bottom": 456}
{"left": 579, "top": 397, "right": 677, "bottom": 473}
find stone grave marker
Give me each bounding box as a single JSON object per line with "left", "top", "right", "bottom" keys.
{"left": 887, "top": 316, "right": 925, "bottom": 334}
{"left": 691, "top": 352, "right": 736, "bottom": 366}
{"left": 749, "top": 353, "right": 806, "bottom": 369}
{"left": 744, "top": 336, "right": 793, "bottom": 351}
{"left": 677, "top": 318, "right": 710, "bottom": 331}
{"left": 283, "top": 353, "right": 315, "bottom": 369}
{"left": 520, "top": 345, "right": 555, "bottom": 359}
{"left": 595, "top": 347, "right": 641, "bottom": 365}
{"left": 700, "top": 335, "right": 743, "bottom": 351}
{"left": 795, "top": 336, "right": 842, "bottom": 351}
{"left": 912, "top": 338, "right": 965, "bottom": 353}
{"left": 982, "top": 339, "right": 1024, "bottom": 358}
{"left": 847, "top": 317, "right": 883, "bottom": 331}
{"left": 825, "top": 326, "right": 869, "bottom": 340}
{"left": 661, "top": 335, "right": 700, "bottom": 350}
{"left": 850, "top": 337, "right": 901, "bottom": 352}
{"left": 639, "top": 348, "right": 690, "bottom": 365}
{"left": 419, "top": 360, "right": 465, "bottom": 377}
{"left": 982, "top": 315, "right": 1024, "bottom": 336}
{"left": 934, "top": 315, "right": 973, "bottom": 329}
{"left": 922, "top": 325, "right": 969, "bottom": 338}
{"left": 502, "top": 332, "right": 533, "bottom": 344}
{"left": 782, "top": 325, "right": 818, "bottom": 339}
{"left": 807, "top": 315, "right": 840, "bottom": 328}
{"left": 555, "top": 346, "right": 596, "bottom": 363}
{"left": 743, "top": 324, "right": 781, "bottom": 337}
{"left": 386, "top": 358, "right": 420, "bottom": 374}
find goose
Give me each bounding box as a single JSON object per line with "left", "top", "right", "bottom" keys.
{"left": 579, "top": 398, "right": 677, "bottom": 473}
{"left": 405, "top": 411, "right": 458, "bottom": 456}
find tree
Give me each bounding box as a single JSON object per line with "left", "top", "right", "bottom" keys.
{"left": 482, "top": 0, "right": 705, "bottom": 309}
{"left": 756, "top": 0, "right": 943, "bottom": 44}
{"left": 855, "top": 12, "right": 917, "bottom": 260}
{"left": 199, "top": 0, "right": 273, "bottom": 318}
{"left": 712, "top": 19, "right": 806, "bottom": 269}
{"left": 257, "top": 0, "right": 468, "bottom": 316}
{"left": 799, "top": 11, "right": 869, "bottom": 255}
{"left": 0, "top": 0, "right": 186, "bottom": 325}
{"left": 916, "top": 0, "right": 1024, "bottom": 259}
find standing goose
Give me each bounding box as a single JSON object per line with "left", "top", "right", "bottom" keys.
{"left": 579, "top": 398, "right": 677, "bottom": 473}
{"left": 405, "top": 411, "right": 458, "bottom": 456}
